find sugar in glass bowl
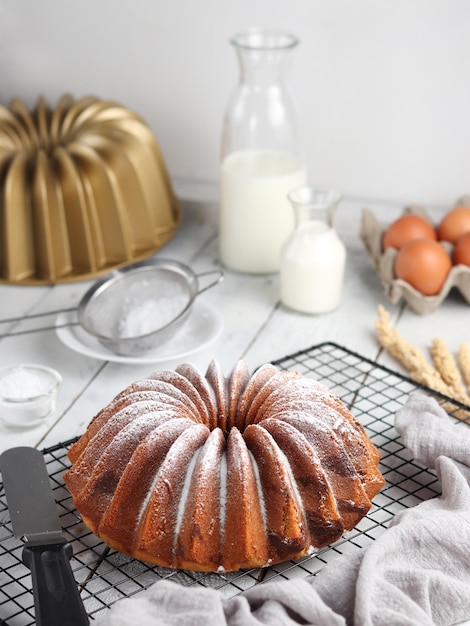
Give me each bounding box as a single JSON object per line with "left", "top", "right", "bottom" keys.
{"left": 0, "top": 364, "right": 62, "bottom": 428}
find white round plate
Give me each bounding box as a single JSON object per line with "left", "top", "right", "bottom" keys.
{"left": 55, "top": 301, "right": 224, "bottom": 364}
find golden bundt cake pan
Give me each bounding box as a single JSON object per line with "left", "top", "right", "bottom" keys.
{"left": 0, "top": 95, "right": 181, "bottom": 285}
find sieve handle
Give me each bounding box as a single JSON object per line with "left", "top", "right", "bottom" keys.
{"left": 0, "top": 307, "right": 77, "bottom": 325}
{"left": 196, "top": 269, "right": 224, "bottom": 295}
{"left": 0, "top": 321, "right": 79, "bottom": 339}
{"left": 0, "top": 309, "right": 79, "bottom": 338}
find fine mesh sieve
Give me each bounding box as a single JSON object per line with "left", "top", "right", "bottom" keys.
{"left": 76, "top": 258, "right": 223, "bottom": 356}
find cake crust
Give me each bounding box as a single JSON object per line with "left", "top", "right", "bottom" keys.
{"left": 64, "top": 360, "right": 384, "bottom": 572}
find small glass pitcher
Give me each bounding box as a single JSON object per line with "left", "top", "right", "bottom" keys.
{"left": 280, "top": 186, "right": 346, "bottom": 314}
{"left": 219, "top": 29, "right": 306, "bottom": 274}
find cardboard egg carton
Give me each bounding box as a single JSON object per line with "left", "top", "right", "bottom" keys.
{"left": 360, "top": 196, "right": 470, "bottom": 315}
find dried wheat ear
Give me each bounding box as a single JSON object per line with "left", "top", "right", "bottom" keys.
{"left": 375, "top": 305, "right": 470, "bottom": 420}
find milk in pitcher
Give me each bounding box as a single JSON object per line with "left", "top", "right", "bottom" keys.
{"left": 280, "top": 187, "right": 346, "bottom": 314}
{"left": 219, "top": 149, "right": 307, "bottom": 273}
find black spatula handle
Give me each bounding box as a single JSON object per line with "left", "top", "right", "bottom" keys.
{"left": 23, "top": 542, "right": 89, "bottom": 626}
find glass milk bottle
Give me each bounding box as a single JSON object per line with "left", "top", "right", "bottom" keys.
{"left": 280, "top": 187, "right": 346, "bottom": 313}
{"left": 219, "top": 29, "right": 307, "bottom": 274}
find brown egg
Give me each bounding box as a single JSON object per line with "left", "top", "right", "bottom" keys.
{"left": 394, "top": 239, "right": 452, "bottom": 296}
{"left": 454, "top": 231, "right": 470, "bottom": 266}
{"left": 437, "top": 206, "right": 470, "bottom": 243}
{"left": 383, "top": 214, "right": 436, "bottom": 250}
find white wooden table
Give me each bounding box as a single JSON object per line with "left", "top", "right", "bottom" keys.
{"left": 0, "top": 190, "right": 469, "bottom": 624}
{"left": 0, "top": 191, "right": 466, "bottom": 453}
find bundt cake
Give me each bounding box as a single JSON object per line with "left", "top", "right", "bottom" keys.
{"left": 0, "top": 95, "right": 180, "bottom": 284}
{"left": 64, "top": 360, "right": 384, "bottom": 573}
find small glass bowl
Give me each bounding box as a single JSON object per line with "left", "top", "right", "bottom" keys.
{"left": 0, "top": 364, "right": 62, "bottom": 429}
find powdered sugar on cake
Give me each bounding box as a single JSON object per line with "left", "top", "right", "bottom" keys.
{"left": 64, "top": 359, "right": 384, "bottom": 573}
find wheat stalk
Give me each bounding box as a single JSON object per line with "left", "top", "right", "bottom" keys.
{"left": 430, "top": 338, "right": 470, "bottom": 404}
{"left": 375, "top": 306, "right": 470, "bottom": 419}
{"left": 458, "top": 342, "right": 470, "bottom": 395}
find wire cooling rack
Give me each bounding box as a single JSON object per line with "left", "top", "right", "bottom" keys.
{"left": 1, "top": 341, "right": 469, "bottom": 625}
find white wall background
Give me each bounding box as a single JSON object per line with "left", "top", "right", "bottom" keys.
{"left": 1, "top": 0, "right": 469, "bottom": 208}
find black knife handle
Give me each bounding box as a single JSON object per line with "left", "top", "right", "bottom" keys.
{"left": 23, "top": 542, "right": 89, "bottom": 626}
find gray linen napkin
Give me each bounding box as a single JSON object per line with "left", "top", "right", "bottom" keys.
{"left": 96, "top": 392, "right": 470, "bottom": 626}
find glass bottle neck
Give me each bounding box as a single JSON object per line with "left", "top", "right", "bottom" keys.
{"left": 288, "top": 187, "right": 342, "bottom": 230}
{"left": 231, "top": 29, "right": 299, "bottom": 88}
{"left": 292, "top": 205, "right": 332, "bottom": 229}
{"left": 222, "top": 29, "right": 301, "bottom": 160}
{"left": 235, "top": 48, "right": 294, "bottom": 88}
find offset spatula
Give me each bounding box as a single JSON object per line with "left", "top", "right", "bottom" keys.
{"left": 0, "top": 446, "right": 89, "bottom": 626}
